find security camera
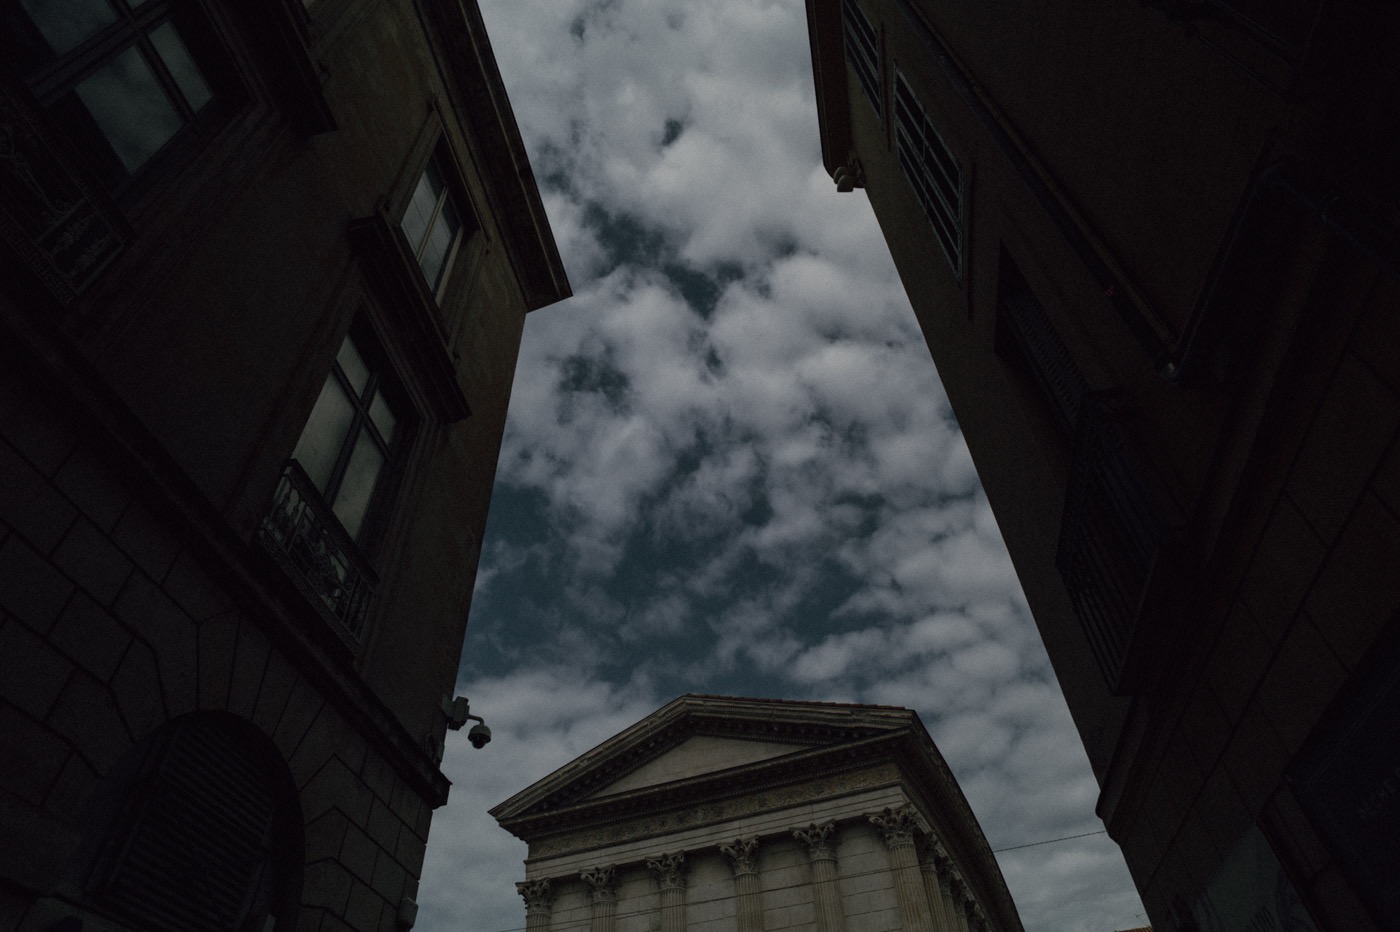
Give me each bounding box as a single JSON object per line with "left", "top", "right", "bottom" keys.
{"left": 467, "top": 722, "right": 492, "bottom": 749}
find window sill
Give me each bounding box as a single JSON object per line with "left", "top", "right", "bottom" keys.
{"left": 348, "top": 211, "right": 472, "bottom": 422}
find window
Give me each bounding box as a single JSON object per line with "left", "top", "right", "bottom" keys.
{"left": 399, "top": 150, "right": 465, "bottom": 294}
{"left": 894, "top": 68, "right": 963, "bottom": 275}
{"left": 291, "top": 333, "right": 402, "bottom": 541}
{"left": 842, "top": 0, "right": 882, "bottom": 119}
{"left": 3, "top": 0, "right": 225, "bottom": 192}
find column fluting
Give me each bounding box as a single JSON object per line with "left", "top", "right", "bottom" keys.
{"left": 646, "top": 852, "right": 688, "bottom": 932}
{"left": 516, "top": 878, "right": 554, "bottom": 932}
{"left": 795, "top": 822, "right": 847, "bottom": 932}
{"left": 870, "top": 807, "right": 938, "bottom": 932}
{"left": 581, "top": 865, "right": 618, "bottom": 932}
{"left": 720, "top": 837, "right": 764, "bottom": 932}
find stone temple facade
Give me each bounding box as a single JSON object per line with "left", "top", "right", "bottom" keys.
{"left": 491, "top": 696, "right": 1024, "bottom": 932}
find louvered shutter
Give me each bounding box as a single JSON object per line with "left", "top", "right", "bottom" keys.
{"left": 97, "top": 722, "right": 278, "bottom": 932}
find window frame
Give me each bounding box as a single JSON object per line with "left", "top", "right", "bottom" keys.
{"left": 893, "top": 65, "right": 965, "bottom": 280}
{"left": 4, "top": 0, "right": 240, "bottom": 200}
{"left": 841, "top": 0, "right": 884, "bottom": 121}
{"left": 291, "top": 325, "right": 411, "bottom": 547}
{"left": 400, "top": 149, "right": 468, "bottom": 297}
{"left": 384, "top": 115, "right": 482, "bottom": 316}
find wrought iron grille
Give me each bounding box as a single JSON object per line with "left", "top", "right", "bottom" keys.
{"left": 259, "top": 461, "right": 375, "bottom": 643}
{"left": 1055, "top": 396, "right": 1172, "bottom": 691}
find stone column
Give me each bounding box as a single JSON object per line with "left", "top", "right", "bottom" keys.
{"left": 916, "top": 839, "right": 956, "bottom": 932}
{"left": 581, "top": 865, "right": 618, "bottom": 932}
{"left": 794, "top": 822, "right": 846, "bottom": 932}
{"left": 870, "top": 807, "right": 937, "bottom": 932}
{"left": 646, "top": 852, "right": 687, "bottom": 932}
{"left": 516, "top": 878, "right": 553, "bottom": 932}
{"left": 720, "top": 837, "right": 764, "bottom": 932}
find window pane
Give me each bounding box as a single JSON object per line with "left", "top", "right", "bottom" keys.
{"left": 291, "top": 377, "right": 355, "bottom": 493}
{"left": 149, "top": 21, "right": 213, "bottom": 112}
{"left": 368, "top": 393, "right": 397, "bottom": 446}
{"left": 18, "top": 0, "right": 116, "bottom": 56}
{"left": 418, "top": 223, "right": 450, "bottom": 290}
{"left": 400, "top": 172, "right": 438, "bottom": 257}
{"left": 335, "top": 338, "right": 370, "bottom": 395}
{"left": 332, "top": 433, "right": 385, "bottom": 540}
{"left": 74, "top": 44, "right": 183, "bottom": 173}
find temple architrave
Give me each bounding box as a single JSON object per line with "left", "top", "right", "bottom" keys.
{"left": 491, "top": 695, "right": 1024, "bottom": 932}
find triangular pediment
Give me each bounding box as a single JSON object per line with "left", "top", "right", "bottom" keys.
{"left": 491, "top": 694, "right": 917, "bottom": 824}
{"left": 583, "top": 733, "right": 820, "bottom": 799}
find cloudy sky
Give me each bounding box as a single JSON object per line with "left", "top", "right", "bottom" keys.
{"left": 417, "top": 1, "right": 1146, "bottom": 929}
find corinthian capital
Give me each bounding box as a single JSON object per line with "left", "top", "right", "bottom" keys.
{"left": 581, "top": 865, "right": 618, "bottom": 903}
{"left": 516, "top": 878, "right": 553, "bottom": 911}
{"left": 793, "top": 821, "right": 838, "bottom": 860}
{"left": 646, "top": 852, "right": 687, "bottom": 890}
{"left": 868, "top": 805, "right": 922, "bottom": 848}
{"left": 720, "top": 837, "right": 760, "bottom": 875}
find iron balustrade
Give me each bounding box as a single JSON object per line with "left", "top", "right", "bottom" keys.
{"left": 258, "top": 460, "right": 376, "bottom": 644}
{"left": 1055, "top": 395, "right": 1173, "bottom": 692}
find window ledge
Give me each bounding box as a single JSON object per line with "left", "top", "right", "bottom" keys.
{"left": 348, "top": 211, "right": 472, "bottom": 422}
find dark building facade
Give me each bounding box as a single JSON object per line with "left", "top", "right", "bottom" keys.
{"left": 0, "top": 0, "right": 568, "bottom": 930}
{"left": 805, "top": 1, "right": 1398, "bottom": 930}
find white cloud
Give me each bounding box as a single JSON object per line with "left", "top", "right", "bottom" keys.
{"left": 418, "top": 1, "right": 1148, "bottom": 931}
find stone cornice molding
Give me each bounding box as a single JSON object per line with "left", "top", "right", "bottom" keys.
{"left": 720, "top": 837, "right": 760, "bottom": 876}
{"left": 581, "top": 865, "right": 618, "bottom": 903}
{"left": 646, "top": 852, "right": 687, "bottom": 890}
{"left": 870, "top": 805, "right": 923, "bottom": 848}
{"left": 793, "top": 821, "right": 839, "bottom": 861}
{"left": 515, "top": 879, "right": 553, "bottom": 911}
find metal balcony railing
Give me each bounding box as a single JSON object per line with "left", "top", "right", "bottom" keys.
{"left": 1055, "top": 396, "right": 1173, "bottom": 692}
{"left": 258, "top": 461, "right": 376, "bottom": 644}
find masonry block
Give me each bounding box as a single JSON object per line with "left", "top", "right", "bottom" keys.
{"left": 306, "top": 807, "right": 352, "bottom": 863}
{"left": 48, "top": 590, "right": 132, "bottom": 683}
{"left": 110, "top": 498, "right": 181, "bottom": 583}
{"left": 1239, "top": 497, "right": 1326, "bottom": 645}
{"left": 0, "top": 618, "right": 74, "bottom": 719}
{"left": 366, "top": 797, "right": 402, "bottom": 852}
{"left": 112, "top": 575, "right": 197, "bottom": 715}
{"left": 302, "top": 755, "right": 374, "bottom": 826}
{"left": 228, "top": 617, "right": 273, "bottom": 719}
{"left": 0, "top": 535, "right": 75, "bottom": 635}
{"left": 344, "top": 880, "right": 387, "bottom": 932}
{"left": 253, "top": 646, "right": 298, "bottom": 737}
{"left": 1257, "top": 615, "right": 1347, "bottom": 755}
{"left": 1306, "top": 495, "right": 1400, "bottom": 670}
{"left": 163, "top": 548, "right": 236, "bottom": 621}
{"left": 1286, "top": 354, "right": 1400, "bottom": 544}
{"left": 198, "top": 609, "right": 239, "bottom": 711}
{"left": 360, "top": 747, "right": 396, "bottom": 804}
{"left": 0, "top": 440, "right": 78, "bottom": 554}
{"left": 275, "top": 674, "right": 326, "bottom": 763}
{"left": 340, "top": 822, "right": 379, "bottom": 885}
{"left": 44, "top": 670, "right": 132, "bottom": 773}
{"left": 42, "top": 749, "right": 100, "bottom": 820}
{"left": 303, "top": 859, "right": 354, "bottom": 914}
{"left": 0, "top": 706, "right": 71, "bottom": 805}
{"left": 52, "top": 517, "right": 134, "bottom": 607}
{"left": 110, "top": 638, "right": 166, "bottom": 741}
{"left": 371, "top": 846, "right": 407, "bottom": 905}
{"left": 394, "top": 821, "right": 426, "bottom": 879}
{"left": 53, "top": 446, "right": 131, "bottom": 533}
{"left": 0, "top": 382, "right": 78, "bottom": 477}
